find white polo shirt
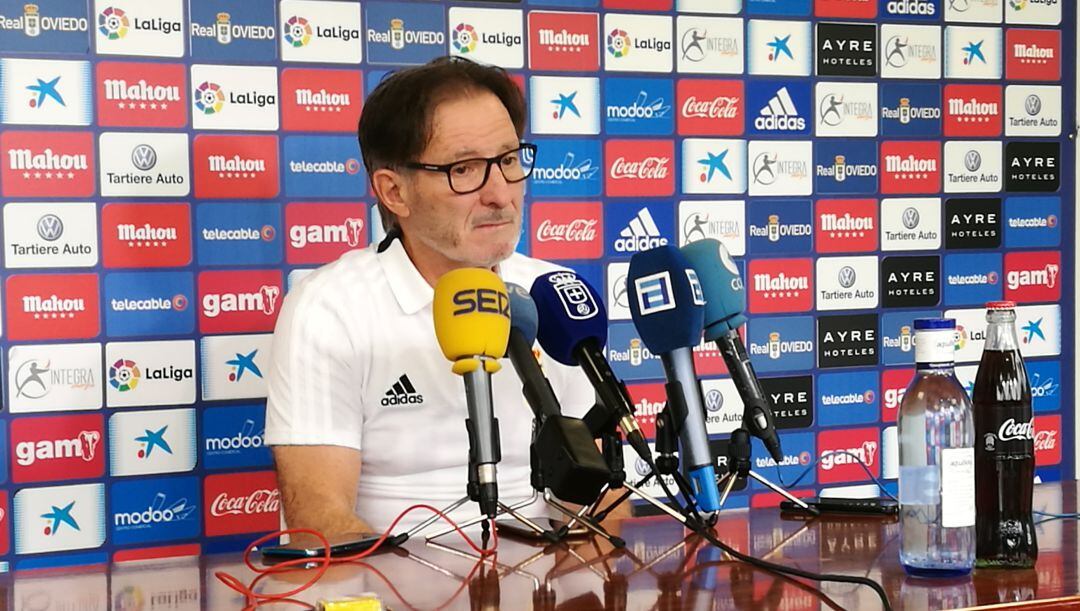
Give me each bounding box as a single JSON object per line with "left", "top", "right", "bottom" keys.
{"left": 264, "top": 237, "right": 595, "bottom": 532}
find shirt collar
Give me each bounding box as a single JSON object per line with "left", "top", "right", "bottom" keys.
{"left": 378, "top": 237, "right": 434, "bottom": 315}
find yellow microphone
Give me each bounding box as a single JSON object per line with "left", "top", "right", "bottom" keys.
{"left": 433, "top": 268, "right": 511, "bottom": 519}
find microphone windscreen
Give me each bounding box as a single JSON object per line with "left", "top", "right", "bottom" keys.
{"left": 432, "top": 268, "right": 510, "bottom": 363}
{"left": 506, "top": 283, "right": 539, "bottom": 345}
{"left": 681, "top": 239, "right": 747, "bottom": 339}
{"left": 530, "top": 270, "right": 608, "bottom": 366}
{"left": 627, "top": 245, "right": 705, "bottom": 354}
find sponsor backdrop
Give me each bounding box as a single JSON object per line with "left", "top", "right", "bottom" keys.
{"left": 0, "top": 0, "right": 1071, "bottom": 570}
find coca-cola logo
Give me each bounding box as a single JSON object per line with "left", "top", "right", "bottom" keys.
{"left": 1034, "top": 430, "right": 1056, "bottom": 452}
{"left": 210, "top": 488, "right": 280, "bottom": 517}
{"left": 681, "top": 96, "right": 740, "bottom": 119}
{"left": 998, "top": 418, "right": 1034, "bottom": 442}
{"left": 609, "top": 156, "right": 670, "bottom": 180}
{"left": 535, "top": 218, "right": 598, "bottom": 243}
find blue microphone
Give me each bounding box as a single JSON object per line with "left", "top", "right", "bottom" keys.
{"left": 505, "top": 283, "right": 559, "bottom": 419}
{"left": 682, "top": 239, "right": 783, "bottom": 464}
{"left": 530, "top": 271, "right": 653, "bottom": 464}
{"left": 626, "top": 245, "right": 720, "bottom": 513}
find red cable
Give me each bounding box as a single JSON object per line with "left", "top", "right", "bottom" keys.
{"left": 214, "top": 505, "right": 499, "bottom": 610}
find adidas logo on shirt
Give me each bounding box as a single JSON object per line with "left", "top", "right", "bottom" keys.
{"left": 755, "top": 87, "right": 807, "bottom": 132}
{"left": 614, "top": 208, "right": 669, "bottom": 253}
{"left": 381, "top": 373, "right": 424, "bottom": 406}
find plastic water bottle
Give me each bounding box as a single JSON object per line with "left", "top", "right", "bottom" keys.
{"left": 898, "top": 318, "right": 976, "bottom": 577}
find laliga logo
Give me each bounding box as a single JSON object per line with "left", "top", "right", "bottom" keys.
{"left": 283, "top": 15, "right": 312, "bottom": 47}
{"left": 194, "top": 81, "right": 225, "bottom": 115}
{"left": 108, "top": 358, "right": 140, "bottom": 392}
{"left": 548, "top": 272, "right": 599, "bottom": 320}
{"left": 607, "top": 29, "right": 631, "bottom": 58}
{"left": 98, "top": 6, "right": 129, "bottom": 40}
{"left": 453, "top": 23, "right": 478, "bottom": 54}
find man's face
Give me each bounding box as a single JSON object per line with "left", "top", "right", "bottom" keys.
{"left": 399, "top": 91, "right": 524, "bottom": 269}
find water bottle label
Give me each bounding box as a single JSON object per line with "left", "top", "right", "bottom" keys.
{"left": 941, "top": 447, "right": 975, "bottom": 528}
{"left": 914, "top": 328, "right": 957, "bottom": 367}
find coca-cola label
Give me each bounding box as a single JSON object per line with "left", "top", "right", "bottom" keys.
{"left": 676, "top": 79, "right": 744, "bottom": 136}
{"left": 1034, "top": 415, "right": 1060, "bottom": 466}
{"left": 605, "top": 140, "right": 675, "bottom": 197}
{"left": 203, "top": 470, "right": 280, "bottom": 536}
{"left": 529, "top": 201, "right": 603, "bottom": 260}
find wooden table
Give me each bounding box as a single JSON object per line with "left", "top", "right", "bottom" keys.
{"left": 6, "top": 481, "right": 1080, "bottom": 610}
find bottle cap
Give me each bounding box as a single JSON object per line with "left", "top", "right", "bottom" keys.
{"left": 913, "top": 317, "right": 955, "bottom": 330}
{"left": 986, "top": 301, "right": 1016, "bottom": 311}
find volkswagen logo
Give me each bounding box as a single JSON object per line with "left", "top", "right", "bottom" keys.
{"left": 36, "top": 214, "right": 63, "bottom": 241}
{"left": 838, "top": 266, "right": 857, "bottom": 288}
{"left": 705, "top": 388, "right": 724, "bottom": 412}
{"left": 1025, "top": 94, "right": 1042, "bottom": 117}
{"left": 964, "top": 150, "right": 982, "bottom": 173}
{"left": 635, "top": 457, "right": 651, "bottom": 477}
{"left": 902, "top": 207, "right": 920, "bottom": 230}
{"left": 131, "top": 144, "right": 157, "bottom": 171}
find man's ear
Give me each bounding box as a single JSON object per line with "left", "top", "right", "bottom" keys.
{"left": 371, "top": 168, "right": 412, "bottom": 221}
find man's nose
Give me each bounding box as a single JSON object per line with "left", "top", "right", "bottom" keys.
{"left": 477, "top": 163, "right": 516, "bottom": 208}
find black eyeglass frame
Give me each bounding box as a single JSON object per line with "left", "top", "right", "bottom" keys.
{"left": 402, "top": 143, "right": 538, "bottom": 195}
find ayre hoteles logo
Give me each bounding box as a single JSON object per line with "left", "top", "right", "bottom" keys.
{"left": 280, "top": 0, "right": 363, "bottom": 64}
{"left": 96, "top": 61, "right": 187, "bottom": 128}
{"left": 193, "top": 134, "right": 280, "bottom": 199}
{"left": 93, "top": 0, "right": 184, "bottom": 58}
{"left": 529, "top": 201, "right": 603, "bottom": 260}
{"left": 815, "top": 22, "right": 877, "bottom": 78}
{"left": 0, "top": 0, "right": 89, "bottom": 54}
{"left": 946, "top": 197, "right": 1001, "bottom": 249}
{"left": 364, "top": 1, "right": 445, "bottom": 66}
{"left": 448, "top": 7, "right": 524, "bottom": 69}
{"left": 8, "top": 342, "right": 103, "bottom": 413}
{"left": 0, "top": 58, "right": 92, "bottom": 126}
{"left": 603, "top": 13, "right": 673, "bottom": 73}
{"left": 1005, "top": 141, "right": 1059, "bottom": 193}
{"left": 817, "top": 313, "right": 878, "bottom": 369}
{"left": 527, "top": 11, "right": 599, "bottom": 72}
{"left": 881, "top": 255, "right": 940, "bottom": 308}
{"left": 280, "top": 68, "right": 363, "bottom": 133}
{"left": 198, "top": 270, "right": 283, "bottom": 335}
{"left": 13, "top": 482, "right": 105, "bottom": 554}
{"left": 760, "top": 375, "right": 814, "bottom": 429}
{"left": 190, "top": 64, "right": 279, "bottom": 131}
{"left": 11, "top": 413, "right": 104, "bottom": 484}
{"left": 6, "top": 274, "right": 99, "bottom": 341}
{"left": 3, "top": 201, "right": 98, "bottom": 269}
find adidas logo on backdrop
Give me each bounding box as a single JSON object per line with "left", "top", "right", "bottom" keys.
{"left": 755, "top": 87, "right": 806, "bottom": 132}
{"left": 382, "top": 374, "right": 424, "bottom": 406}
{"left": 614, "top": 207, "right": 668, "bottom": 253}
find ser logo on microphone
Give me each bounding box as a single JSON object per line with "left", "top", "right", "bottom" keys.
{"left": 452, "top": 288, "right": 509, "bottom": 317}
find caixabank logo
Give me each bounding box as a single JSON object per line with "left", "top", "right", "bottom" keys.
{"left": 101, "top": 202, "right": 192, "bottom": 268}
{"left": 944, "top": 140, "right": 1002, "bottom": 194}
{"left": 203, "top": 404, "right": 272, "bottom": 470}
{"left": 746, "top": 315, "right": 815, "bottom": 373}
{"left": 1005, "top": 84, "right": 1062, "bottom": 138}
{"left": 760, "top": 375, "right": 814, "bottom": 429}
{"left": 198, "top": 270, "right": 283, "bottom": 334}
{"left": 110, "top": 475, "right": 200, "bottom": 546}
{"left": 747, "top": 258, "right": 813, "bottom": 313}
{"left": 0, "top": 0, "right": 89, "bottom": 54}
{"left": 0, "top": 57, "right": 91, "bottom": 126}
{"left": 0, "top": 130, "right": 94, "bottom": 198}
{"left": 606, "top": 139, "right": 674, "bottom": 197}
{"left": 13, "top": 482, "right": 105, "bottom": 554}
{"left": 189, "top": 0, "right": 277, "bottom": 62}
{"left": 96, "top": 61, "right": 186, "bottom": 128}
{"left": 605, "top": 202, "right": 674, "bottom": 256}
{"left": 197, "top": 203, "right": 282, "bottom": 266}
{"left": 281, "top": 0, "right": 363, "bottom": 64}
{"left": 1005, "top": 28, "right": 1060, "bottom": 81}
{"left": 99, "top": 132, "right": 190, "bottom": 198}
{"left": 104, "top": 339, "right": 196, "bottom": 408}
{"left": 284, "top": 136, "right": 365, "bottom": 198}
{"left": 527, "top": 11, "right": 599, "bottom": 72}
{"left": 93, "top": 0, "right": 183, "bottom": 58}
{"left": 816, "top": 255, "right": 879, "bottom": 311}
{"left": 680, "top": 138, "right": 747, "bottom": 195}
{"left": 190, "top": 64, "right": 278, "bottom": 131}
{"left": 1005, "top": 141, "right": 1059, "bottom": 193}
{"left": 817, "top": 370, "right": 878, "bottom": 427}
{"left": 746, "top": 200, "right": 813, "bottom": 254}
{"left": 748, "top": 19, "right": 812, "bottom": 76}
{"left": 204, "top": 471, "right": 280, "bottom": 537}
{"left": 3, "top": 202, "right": 98, "bottom": 269}
{"left": 6, "top": 274, "right": 99, "bottom": 341}
{"left": 814, "top": 141, "right": 878, "bottom": 195}
{"left": 879, "top": 140, "right": 940, "bottom": 194}
{"left": 364, "top": 1, "right": 444, "bottom": 66}
{"left": 8, "top": 342, "right": 103, "bottom": 413}
{"left": 529, "top": 139, "right": 602, "bottom": 198}
{"left": 944, "top": 84, "right": 1002, "bottom": 136}
{"left": 1004, "top": 250, "right": 1060, "bottom": 303}
{"left": 881, "top": 197, "right": 942, "bottom": 252}
{"left": 880, "top": 23, "right": 942, "bottom": 80}
{"left": 11, "top": 414, "right": 104, "bottom": 484}
{"left": 193, "top": 134, "right": 280, "bottom": 199}
{"left": 1004, "top": 196, "right": 1059, "bottom": 248}
{"left": 880, "top": 83, "right": 941, "bottom": 137}
{"left": 881, "top": 309, "right": 939, "bottom": 364}
{"left": 815, "top": 199, "right": 877, "bottom": 253}
{"left": 881, "top": 255, "right": 940, "bottom": 308}
{"left": 448, "top": 7, "right": 525, "bottom": 69}
{"left": 604, "top": 77, "right": 673, "bottom": 136}
{"left": 747, "top": 80, "right": 810, "bottom": 136}
{"left": 606, "top": 322, "right": 663, "bottom": 381}
{"left": 675, "top": 15, "right": 744, "bottom": 75}
{"left": 104, "top": 271, "right": 194, "bottom": 337}
{"left": 200, "top": 333, "right": 272, "bottom": 401}
{"left": 945, "top": 26, "right": 1002, "bottom": 80}
{"left": 817, "top": 313, "right": 877, "bottom": 368}
{"left": 943, "top": 252, "right": 1003, "bottom": 305}
{"left": 530, "top": 201, "right": 603, "bottom": 260}
{"left": 815, "top": 22, "right": 877, "bottom": 77}
{"left": 817, "top": 427, "right": 879, "bottom": 484}
{"left": 945, "top": 197, "right": 1001, "bottom": 249}
{"left": 603, "top": 13, "right": 673, "bottom": 73}
{"left": 280, "top": 68, "right": 363, "bottom": 133}
{"left": 108, "top": 408, "right": 197, "bottom": 476}
{"left": 285, "top": 202, "right": 368, "bottom": 265}
{"left": 677, "top": 79, "right": 743, "bottom": 136}
{"left": 529, "top": 75, "right": 600, "bottom": 135}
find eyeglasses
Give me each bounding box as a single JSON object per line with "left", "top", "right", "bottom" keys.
{"left": 404, "top": 143, "right": 537, "bottom": 195}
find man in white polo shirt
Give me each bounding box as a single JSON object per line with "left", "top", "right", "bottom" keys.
{"left": 265, "top": 57, "right": 614, "bottom": 535}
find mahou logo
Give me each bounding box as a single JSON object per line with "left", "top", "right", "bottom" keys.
{"left": 1, "top": 131, "right": 95, "bottom": 198}
{"left": 944, "top": 84, "right": 1002, "bottom": 137}
{"left": 880, "top": 141, "right": 940, "bottom": 194}
{"left": 1005, "top": 29, "right": 1060, "bottom": 82}
{"left": 881, "top": 368, "right": 914, "bottom": 423}
{"left": 815, "top": 199, "right": 878, "bottom": 253}
{"left": 193, "top": 134, "right": 280, "bottom": 199}
{"left": 6, "top": 274, "right": 100, "bottom": 340}
{"left": 527, "top": 12, "right": 600, "bottom": 72}
{"left": 748, "top": 258, "right": 814, "bottom": 314}
{"left": 285, "top": 202, "right": 368, "bottom": 265}
{"left": 11, "top": 414, "right": 104, "bottom": 484}
{"left": 198, "top": 270, "right": 284, "bottom": 334}
{"left": 203, "top": 471, "right": 280, "bottom": 536}
{"left": 101, "top": 203, "right": 192, "bottom": 268}
{"left": 627, "top": 383, "right": 665, "bottom": 439}
{"left": 280, "top": 68, "right": 363, "bottom": 133}
{"left": 817, "top": 427, "right": 880, "bottom": 484}
{"left": 96, "top": 61, "right": 187, "bottom": 128}
{"left": 676, "top": 79, "right": 744, "bottom": 136}
{"left": 530, "top": 201, "right": 603, "bottom": 260}
{"left": 1004, "top": 251, "right": 1061, "bottom": 303}
{"left": 605, "top": 139, "right": 674, "bottom": 197}
{"left": 1034, "top": 414, "right": 1060, "bottom": 467}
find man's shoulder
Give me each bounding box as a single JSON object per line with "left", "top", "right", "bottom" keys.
{"left": 284, "top": 246, "right": 385, "bottom": 313}
{"left": 501, "top": 252, "right": 570, "bottom": 289}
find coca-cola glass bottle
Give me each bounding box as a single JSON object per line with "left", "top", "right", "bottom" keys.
{"left": 974, "top": 301, "right": 1037, "bottom": 568}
